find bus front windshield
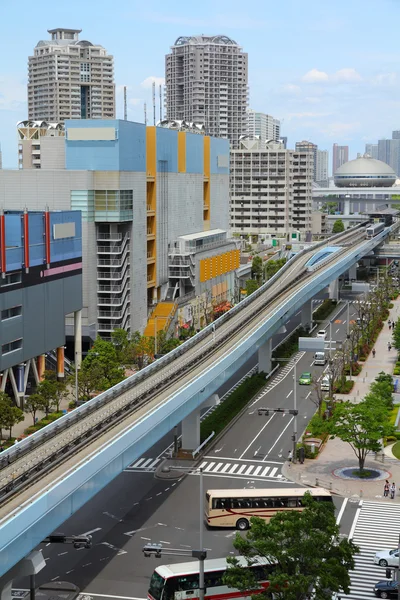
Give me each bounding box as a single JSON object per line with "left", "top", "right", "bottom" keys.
{"left": 149, "top": 571, "right": 165, "bottom": 600}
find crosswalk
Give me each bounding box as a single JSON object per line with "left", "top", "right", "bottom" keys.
{"left": 198, "top": 458, "right": 285, "bottom": 480}
{"left": 340, "top": 500, "right": 400, "bottom": 599}
{"left": 125, "top": 457, "right": 162, "bottom": 472}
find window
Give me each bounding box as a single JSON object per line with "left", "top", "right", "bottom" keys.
{"left": 2, "top": 272, "right": 22, "bottom": 287}
{"left": 1, "top": 306, "right": 22, "bottom": 321}
{"left": 2, "top": 339, "right": 22, "bottom": 355}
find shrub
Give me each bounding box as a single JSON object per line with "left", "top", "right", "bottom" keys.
{"left": 344, "top": 363, "right": 362, "bottom": 376}
{"left": 24, "top": 425, "right": 42, "bottom": 435}
{"left": 334, "top": 379, "right": 354, "bottom": 394}
{"left": 394, "top": 367, "right": 400, "bottom": 376}
{"left": 68, "top": 400, "right": 77, "bottom": 410}
{"left": 200, "top": 373, "right": 267, "bottom": 442}
{"left": 313, "top": 299, "right": 338, "bottom": 323}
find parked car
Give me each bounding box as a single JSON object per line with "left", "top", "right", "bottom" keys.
{"left": 299, "top": 372, "right": 312, "bottom": 385}
{"left": 373, "top": 580, "right": 398, "bottom": 598}
{"left": 317, "top": 329, "right": 327, "bottom": 339}
{"left": 374, "top": 549, "right": 399, "bottom": 567}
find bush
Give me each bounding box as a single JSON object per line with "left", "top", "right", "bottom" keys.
{"left": 68, "top": 400, "right": 77, "bottom": 410}
{"left": 344, "top": 363, "right": 362, "bottom": 376}
{"left": 394, "top": 367, "right": 400, "bottom": 376}
{"left": 272, "top": 327, "right": 309, "bottom": 363}
{"left": 200, "top": 373, "right": 267, "bottom": 442}
{"left": 24, "top": 424, "right": 43, "bottom": 435}
{"left": 313, "top": 299, "right": 337, "bottom": 323}
{"left": 334, "top": 379, "right": 354, "bottom": 394}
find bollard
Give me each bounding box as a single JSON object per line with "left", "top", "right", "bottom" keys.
{"left": 316, "top": 477, "right": 319, "bottom": 487}
{"left": 329, "top": 482, "right": 332, "bottom": 491}
{"left": 360, "top": 489, "right": 363, "bottom": 498}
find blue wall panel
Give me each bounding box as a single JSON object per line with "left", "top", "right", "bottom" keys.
{"left": 50, "top": 211, "right": 82, "bottom": 263}
{"left": 29, "top": 213, "right": 45, "bottom": 267}
{"left": 156, "top": 127, "right": 178, "bottom": 172}
{"left": 186, "top": 134, "right": 204, "bottom": 174}
{"left": 210, "top": 137, "right": 230, "bottom": 174}
{"left": 66, "top": 141, "right": 120, "bottom": 171}
{"left": 118, "top": 121, "right": 146, "bottom": 171}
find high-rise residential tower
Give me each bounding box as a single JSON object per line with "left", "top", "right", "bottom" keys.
{"left": 316, "top": 149, "right": 329, "bottom": 186}
{"left": 165, "top": 35, "right": 248, "bottom": 148}
{"left": 28, "top": 28, "right": 115, "bottom": 122}
{"left": 246, "top": 109, "right": 280, "bottom": 142}
{"left": 332, "top": 143, "right": 349, "bottom": 174}
{"left": 295, "top": 140, "right": 318, "bottom": 180}
{"left": 365, "top": 143, "right": 378, "bottom": 159}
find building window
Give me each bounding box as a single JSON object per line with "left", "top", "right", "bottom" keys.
{"left": 2, "top": 339, "right": 22, "bottom": 355}
{"left": 2, "top": 272, "right": 22, "bottom": 287}
{"left": 1, "top": 306, "right": 22, "bottom": 321}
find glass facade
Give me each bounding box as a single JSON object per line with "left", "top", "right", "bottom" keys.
{"left": 71, "top": 190, "right": 134, "bottom": 222}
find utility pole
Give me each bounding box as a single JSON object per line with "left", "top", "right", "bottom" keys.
{"left": 124, "top": 86, "right": 127, "bottom": 120}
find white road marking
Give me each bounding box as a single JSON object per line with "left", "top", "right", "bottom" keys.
{"left": 228, "top": 464, "right": 239, "bottom": 473}
{"left": 237, "top": 464, "right": 247, "bottom": 474}
{"left": 148, "top": 458, "right": 161, "bottom": 469}
{"left": 140, "top": 458, "right": 154, "bottom": 469}
{"left": 204, "top": 462, "right": 216, "bottom": 472}
{"left": 349, "top": 503, "right": 363, "bottom": 540}
{"left": 103, "top": 512, "right": 122, "bottom": 522}
{"left": 336, "top": 328, "right": 340, "bottom": 334}
{"left": 238, "top": 413, "right": 276, "bottom": 459}
{"left": 205, "top": 456, "right": 282, "bottom": 465}
{"left": 57, "top": 552, "right": 68, "bottom": 556}
{"left": 269, "top": 467, "right": 278, "bottom": 477}
{"left": 265, "top": 417, "right": 294, "bottom": 458}
{"left": 306, "top": 391, "right": 311, "bottom": 399}
{"left": 51, "top": 576, "right": 60, "bottom": 581}
{"left": 260, "top": 466, "right": 270, "bottom": 477}
{"left": 220, "top": 463, "right": 232, "bottom": 473}
{"left": 159, "top": 540, "right": 170, "bottom": 544}
{"left": 245, "top": 465, "right": 255, "bottom": 475}
{"left": 130, "top": 458, "right": 146, "bottom": 468}
{"left": 253, "top": 466, "right": 262, "bottom": 476}
{"left": 336, "top": 497, "right": 348, "bottom": 525}
{"left": 213, "top": 462, "right": 224, "bottom": 472}
{"left": 286, "top": 390, "right": 293, "bottom": 398}
{"left": 80, "top": 527, "right": 102, "bottom": 536}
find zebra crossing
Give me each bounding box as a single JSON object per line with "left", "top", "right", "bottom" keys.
{"left": 340, "top": 500, "right": 400, "bottom": 599}
{"left": 125, "top": 457, "right": 162, "bottom": 472}
{"left": 198, "top": 458, "right": 285, "bottom": 480}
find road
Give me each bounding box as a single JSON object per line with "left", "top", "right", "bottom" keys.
{"left": 13, "top": 299, "right": 360, "bottom": 598}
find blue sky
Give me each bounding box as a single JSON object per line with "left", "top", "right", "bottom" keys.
{"left": 1, "top": 0, "right": 399, "bottom": 169}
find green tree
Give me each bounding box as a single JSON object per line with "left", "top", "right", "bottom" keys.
{"left": 327, "top": 399, "right": 394, "bottom": 473}
{"left": 82, "top": 338, "right": 125, "bottom": 390}
{"left": 224, "top": 492, "right": 358, "bottom": 600}
{"left": 332, "top": 219, "right": 345, "bottom": 233}
{"left": 251, "top": 256, "right": 263, "bottom": 284}
{"left": 0, "top": 392, "right": 13, "bottom": 440}
{"left": 128, "top": 332, "right": 155, "bottom": 369}
{"left": 72, "top": 362, "right": 104, "bottom": 403}
{"left": 24, "top": 393, "right": 46, "bottom": 425}
{"left": 0, "top": 400, "right": 24, "bottom": 439}
{"left": 265, "top": 258, "right": 286, "bottom": 281}
{"left": 245, "top": 279, "right": 259, "bottom": 297}
{"left": 156, "top": 330, "right": 181, "bottom": 355}
{"left": 322, "top": 201, "right": 338, "bottom": 215}
{"left": 111, "top": 328, "right": 131, "bottom": 364}
{"left": 393, "top": 318, "right": 400, "bottom": 351}
{"left": 369, "top": 372, "right": 394, "bottom": 410}
{"left": 36, "top": 379, "right": 57, "bottom": 416}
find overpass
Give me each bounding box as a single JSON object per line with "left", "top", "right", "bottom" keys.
{"left": 0, "top": 224, "right": 393, "bottom": 577}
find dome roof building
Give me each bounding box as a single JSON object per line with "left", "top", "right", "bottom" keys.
{"left": 334, "top": 155, "right": 396, "bottom": 187}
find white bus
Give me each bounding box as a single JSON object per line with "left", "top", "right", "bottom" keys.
{"left": 148, "top": 556, "right": 276, "bottom": 600}
{"left": 205, "top": 487, "right": 332, "bottom": 530}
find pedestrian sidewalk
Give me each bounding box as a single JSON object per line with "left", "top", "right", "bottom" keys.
{"left": 283, "top": 297, "right": 400, "bottom": 502}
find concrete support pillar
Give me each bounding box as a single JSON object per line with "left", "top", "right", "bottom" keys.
{"left": 343, "top": 199, "right": 350, "bottom": 216}
{"left": 329, "top": 278, "right": 339, "bottom": 301}
{"left": 258, "top": 338, "right": 272, "bottom": 374}
{"left": 0, "top": 550, "right": 46, "bottom": 600}
{"left": 56, "top": 346, "right": 65, "bottom": 381}
{"left": 301, "top": 300, "right": 313, "bottom": 331}
{"left": 16, "top": 364, "right": 24, "bottom": 393}
{"left": 37, "top": 354, "right": 46, "bottom": 381}
{"left": 347, "top": 263, "right": 357, "bottom": 280}
{"left": 181, "top": 408, "right": 201, "bottom": 451}
{"left": 74, "top": 309, "right": 82, "bottom": 368}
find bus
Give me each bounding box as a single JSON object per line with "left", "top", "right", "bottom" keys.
{"left": 205, "top": 487, "right": 332, "bottom": 530}
{"left": 148, "top": 556, "right": 276, "bottom": 600}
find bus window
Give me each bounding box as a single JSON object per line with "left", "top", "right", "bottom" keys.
{"left": 176, "top": 574, "right": 199, "bottom": 591}
{"left": 212, "top": 498, "right": 231, "bottom": 509}
{"left": 149, "top": 571, "right": 165, "bottom": 600}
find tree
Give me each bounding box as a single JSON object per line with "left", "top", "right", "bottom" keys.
{"left": 322, "top": 201, "right": 338, "bottom": 215}
{"left": 393, "top": 317, "right": 400, "bottom": 351}
{"left": 332, "top": 219, "right": 345, "bottom": 233}
{"left": 128, "top": 332, "right": 155, "bottom": 370}
{"left": 251, "top": 256, "right": 263, "bottom": 284}
{"left": 245, "top": 279, "right": 259, "bottom": 297}
{"left": 370, "top": 372, "right": 394, "bottom": 410}
{"left": 82, "top": 338, "right": 125, "bottom": 390}
{"left": 111, "top": 328, "right": 131, "bottom": 365}
{"left": 24, "top": 393, "right": 46, "bottom": 425}
{"left": 72, "top": 362, "right": 104, "bottom": 403}
{"left": 311, "top": 378, "right": 325, "bottom": 418}
{"left": 327, "top": 399, "right": 394, "bottom": 473}
{"left": 36, "top": 379, "right": 57, "bottom": 417}
{"left": 224, "top": 492, "right": 358, "bottom": 600}
{"left": 265, "top": 258, "right": 286, "bottom": 281}
{"left": 156, "top": 330, "right": 181, "bottom": 355}
{"left": 0, "top": 399, "right": 24, "bottom": 439}
{"left": 0, "top": 392, "right": 13, "bottom": 440}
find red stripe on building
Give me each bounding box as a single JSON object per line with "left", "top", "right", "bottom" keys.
{"left": 45, "top": 211, "right": 51, "bottom": 265}
{"left": 23, "top": 212, "right": 30, "bottom": 268}
{"left": 0, "top": 214, "right": 6, "bottom": 273}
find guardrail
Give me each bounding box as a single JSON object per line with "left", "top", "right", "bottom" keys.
{"left": 0, "top": 224, "right": 369, "bottom": 466}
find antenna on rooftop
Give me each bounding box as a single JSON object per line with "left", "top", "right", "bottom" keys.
{"left": 152, "top": 82, "right": 156, "bottom": 126}
{"left": 159, "top": 84, "right": 162, "bottom": 122}
{"left": 144, "top": 103, "right": 147, "bottom": 126}
{"left": 124, "top": 86, "right": 127, "bottom": 120}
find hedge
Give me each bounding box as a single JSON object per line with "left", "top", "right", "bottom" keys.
{"left": 200, "top": 373, "right": 266, "bottom": 443}
{"left": 313, "top": 299, "right": 338, "bottom": 323}
{"left": 334, "top": 379, "right": 354, "bottom": 394}
{"left": 23, "top": 411, "right": 64, "bottom": 436}
{"left": 271, "top": 327, "right": 309, "bottom": 363}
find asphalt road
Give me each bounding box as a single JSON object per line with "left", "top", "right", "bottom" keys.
{"left": 13, "top": 297, "right": 358, "bottom": 599}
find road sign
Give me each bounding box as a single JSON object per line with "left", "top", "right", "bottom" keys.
{"left": 298, "top": 337, "right": 325, "bottom": 352}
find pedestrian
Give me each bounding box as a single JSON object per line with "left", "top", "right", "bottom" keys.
{"left": 388, "top": 343, "right": 392, "bottom": 352}
{"left": 389, "top": 319, "right": 392, "bottom": 327}
{"left": 389, "top": 322, "right": 392, "bottom": 331}
{"left": 391, "top": 482, "right": 396, "bottom": 499}
{"left": 384, "top": 480, "right": 390, "bottom": 497}
{"left": 288, "top": 449, "right": 293, "bottom": 463}
{"left": 372, "top": 348, "right": 376, "bottom": 358}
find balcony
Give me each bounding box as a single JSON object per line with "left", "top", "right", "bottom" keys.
{"left": 97, "top": 232, "right": 122, "bottom": 242}
{"left": 147, "top": 229, "right": 156, "bottom": 240}
{"left": 147, "top": 204, "right": 155, "bottom": 216}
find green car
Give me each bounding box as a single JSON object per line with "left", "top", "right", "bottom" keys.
{"left": 299, "top": 372, "right": 312, "bottom": 385}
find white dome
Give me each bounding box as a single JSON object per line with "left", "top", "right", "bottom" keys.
{"left": 334, "top": 156, "right": 396, "bottom": 187}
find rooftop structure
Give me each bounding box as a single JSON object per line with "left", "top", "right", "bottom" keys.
{"left": 165, "top": 34, "right": 248, "bottom": 148}
{"left": 28, "top": 28, "right": 115, "bottom": 122}
{"left": 334, "top": 155, "right": 396, "bottom": 187}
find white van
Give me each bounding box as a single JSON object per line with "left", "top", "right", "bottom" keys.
{"left": 321, "top": 375, "right": 330, "bottom": 392}
{"left": 314, "top": 351, "right": 326, "bottom": 365}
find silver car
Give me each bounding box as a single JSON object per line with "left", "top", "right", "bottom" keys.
{"left": 374, "top": 549, "right": 400, "bottom": 567}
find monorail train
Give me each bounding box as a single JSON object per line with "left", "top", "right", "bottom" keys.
{"left": 366, "top": 221, "right": 385, "bottom": 238}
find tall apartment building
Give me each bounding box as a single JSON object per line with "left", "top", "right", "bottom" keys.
{"left": 365, "top": 143, "right": 378, "bottom": 160}
{"left": 332, "top": 143, "right": 349, "bottom": 174}
{"left": 295, "top": 140, "right": 317, "bottom": 180}
{"left": 28, "top": 28, "right": 115, "bottom": 122}
{"left": 316, "top": 149, "right": 329, "bottom": 186}
{"left": 2, "top": 120, "right": 234, "bottom": 340}
{"left": 378, "top": 137, "right": 400, "bottom": 176}
{"left": 230, "top": 139, "right": 313, "bottom": 239}
{"left": 246, "top": 109, "right": 280, "bottom": 142}
{"left": 165, "top": 35, "right": 248, "bottom": 148}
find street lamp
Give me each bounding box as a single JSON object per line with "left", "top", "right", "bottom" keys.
{"left": 144, "top": 465, "right": 207, "bottom": 600}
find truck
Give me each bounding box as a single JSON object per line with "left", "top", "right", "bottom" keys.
{"left": 314, "top": 351, "right": 327, "bottom": 366}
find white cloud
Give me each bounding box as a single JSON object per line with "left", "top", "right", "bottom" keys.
{"left": 333, "top": 68, "right": 362, "bottom": 82}
{"left": 281, "top": 83, "right": 301, "bottom": 95}
{"left": 371, "top": 72, "right": 397, "bottom": 86}
{"left": 140, "top": 76, "right": 165, "bottom": 89}
{"left": 302, "top": 69, "right": 329, "bottom": 83}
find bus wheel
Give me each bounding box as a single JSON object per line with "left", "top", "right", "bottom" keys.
{"left": 236, "top": 518, "right": 249, "bottom": 531}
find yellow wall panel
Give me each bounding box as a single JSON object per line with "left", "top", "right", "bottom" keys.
{"left": 178, "top": 131, "right": 186, "bottom": 173}
{"left": 146, "top": 127, "right": 156, "bottom": 176}
{"left": 204, "top": 136, "right": 210, "bottom": 178}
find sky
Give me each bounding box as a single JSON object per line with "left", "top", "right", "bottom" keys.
{"left": 1, "top": 0, "right": 400, "bottom": 169}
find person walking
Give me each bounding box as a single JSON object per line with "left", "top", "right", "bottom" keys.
{"left": 384, "top": 480, "right": 390, "bottom": 497}
{"left": 287, "top": 450, "right": 293, "bottom": 463}
{"left": 390, "top": 482, "right": 396, "bottom": 499}
{"left": 388, "top": 342, "right": 392, "bottom": 352}
{"left": 372, "top": 348, "right": 376, "bottom": 358}
{"left": 389, "top": 322, "right": 392, "bottom": 331}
